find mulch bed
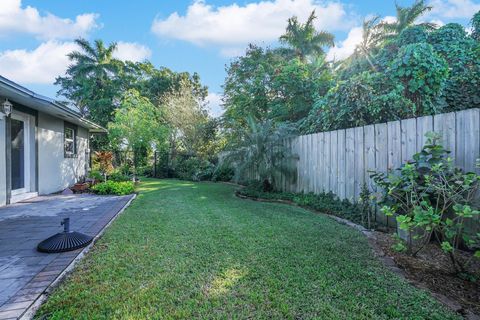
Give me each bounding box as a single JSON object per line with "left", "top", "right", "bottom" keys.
{"left": 373, "top": 231, "right": 480, "bottom": 318}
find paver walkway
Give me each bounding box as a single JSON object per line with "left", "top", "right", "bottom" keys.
{"left": 0, "top": 194, "right": 134, "bottom": 320}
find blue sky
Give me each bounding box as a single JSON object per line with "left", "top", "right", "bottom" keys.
{"left": 1, "top": 0, "right": 478, "bottom": 116}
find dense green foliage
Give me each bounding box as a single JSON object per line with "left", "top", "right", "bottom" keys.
{"left": 222, "top": 3, "right": 480, "bottom": 136}
{"left": 108, "top": 89, "right": 168, "bottom": 173}
{"left": 211, "top": 162, "right": 235, "bottom": 182}
{"left": 223, "top": 45, "right": 332, "bottom": 130}
{"left": 173, "top": 156, "right": 215, "bottom": 181}
{"left": 56, "top": 38, "right": 217, "bottom": 175}
{"left": 91, "top": 180, "right": 135, "bottom": 195}
{"left": 301, "top": 20, "right": 480, "bottom": 133}
{"left": 37, "top": 179, "right": 459, "bottom": 319}
{"left": 371, "top": 133, "right": 480, "bottom": 273}
{"left": 107, "top": 171, "right": 131, "bottom": 182}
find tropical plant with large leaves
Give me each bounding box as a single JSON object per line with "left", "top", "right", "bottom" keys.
{"left": 279, "top": 11, "right": 334, "bottom": 62}
{"left": 224, "top": 117, "right": 297, "bottom": 191}
{"left": 376, "top": 0, "right": 435, "bottom": 42}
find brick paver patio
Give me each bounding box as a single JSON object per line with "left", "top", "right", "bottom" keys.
{"left": 0, "top": 194, "right": 135, "bottom": 319}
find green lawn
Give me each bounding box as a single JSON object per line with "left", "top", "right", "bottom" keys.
{"left": 37, "top": 179, "right": 459, "bottom": 319}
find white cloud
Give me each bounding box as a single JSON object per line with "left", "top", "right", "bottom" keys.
{"left": 206, "top": 92, "right": 224, "bottom": 117}
{"left": 381, "top": 16, "right": 397, "bottom": 24}
{"left": 326, "top": 26, "right": 362, "bottom": 61}
{"left": 0, "top": 41, "right": 77, "bottom": 84}
{"left": 0, "top": 0, "right": 99, "bottom": 40}
{"left": 0, "top": 40, "right": 152, "bottom": 85}
{"left": 114, "top": 42, "right": 152, "bottom": 62}
{"left": 429, "top": 0, "right": 480, "bottom": 19}
{"left": 152, "top": 0, "right": 352, "bottom": 52}
{"left": 428, "top": 18, "right": 446, "bottom": 27}
{"left": 327, "top": 27, "right": 363, "bottom": 61}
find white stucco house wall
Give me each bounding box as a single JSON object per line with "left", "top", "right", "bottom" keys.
{"left": 0, "top": 75, "right": 105, "bottom": 206}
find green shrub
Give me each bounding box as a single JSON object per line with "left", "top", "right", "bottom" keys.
{"left": 371, "top": 132, "right": 480, "bottom": 273}
{"left": 91, "top": 181, "right": 135, "bottom": 195}
{"left": 88, "top": 170, "right": 103, "bottom": 181}
{"left": 174, "top": 156, "right": 215, "bottom": 181}
{"left": 212, "top": 163, "right": 234, "bottom": 182}
{"left": 108, "top": 171, "right": 130, "bottom": 182}
{"left": 136, "top": 166, "right": 153, "bottom": 177}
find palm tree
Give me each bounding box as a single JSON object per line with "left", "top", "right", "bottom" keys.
{"left": 224, "top": 117, "right": 297, "bottom": 191}
{"left": 66, "top": 38, "right": 119, "bottom": 80}
{"left": 377, "top": 0, "right": 435, "bottom": 42}
{"left": 355, "top": 16, "right": 383, "bottom": 71}
{"left": 279, "top": 11, "right": 335, "bottom": 62}
{"left": 56, "top": 38, "right": 121, "bottom": 119}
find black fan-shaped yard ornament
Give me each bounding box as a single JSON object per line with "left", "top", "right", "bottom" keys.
{"left": 37, "top": 218, "right": 93, "bottom": 253}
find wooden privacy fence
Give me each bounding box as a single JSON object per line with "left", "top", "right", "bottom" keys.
{"left": 251, "top": 108, "right": 480, "bottom": 227}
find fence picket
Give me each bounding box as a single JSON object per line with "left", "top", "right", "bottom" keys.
{"left": 433, "top": 112, "right": 456, "bottom": 159}
{"left": 375, "top": 123, "right": 388, "bottom": 226}
{"left": 455, "top": 111, "right": 466, "bottom": 169}
{"left": 464, "top": 109, "right": 480, "bottom": 173}
{"left": 337, "top": 130, "right": 346, "bottom": 199}
{"left": 245, "top": 109, "right": 480, "bottom": 229}
{"left": 401, "top": 118, "right": 417, "bottom": 163}
{"left": 354, "top": 127, "right": 364, "bottom": 201}
{"left": 364, "top": 125, "right": 376, "bottom": 192}
{"left": 345, "top": 128, "right": 355, "bottom": 201}
{"left": 316, "top": 132, "right": 325, "bottom": 192}
{"left": 324, "top": 132, "right": 331, "bottom": 193}
{"left": 330, "top": 131, "right": 338, "bottom": 195}
{"left": 416, "top": 115, "right": 433, "bottom": 152}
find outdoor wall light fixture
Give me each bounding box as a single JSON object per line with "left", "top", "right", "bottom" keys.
{"left": 0, "top": 98, "right": 12, "bottom": 119}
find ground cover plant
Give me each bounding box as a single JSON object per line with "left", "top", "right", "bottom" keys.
{"left": 90, "top": 180, "right": 135, "bottom": 196}
{"left": 37, "top": 179, "right": 459, "bottom": 319}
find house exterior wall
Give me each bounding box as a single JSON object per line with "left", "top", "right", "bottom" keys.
{"left": 0, "top": 117, "right": 6, "bottom": 206}
{"left": 37, "top": 112, "right": 89, "bottom": 195}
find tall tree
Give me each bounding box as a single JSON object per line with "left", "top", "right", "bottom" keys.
{"left": 160, "top": 79, "right": 209, "bottom": 160}
{"left": 377, "top": 0, "right": 435, "bottom": 41}
{"left": 109, "top": 89, "right": 168, "bottom": 175}
{"left": 279, "top": 11, "right": 334, "bottom": 62}
{"left": 66, "top": 38, "right": 118, "bottom": 80}
{"left": 56, "top": 38, "right": 122, "bottom": 127}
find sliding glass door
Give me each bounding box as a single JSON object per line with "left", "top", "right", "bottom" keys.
{"left": 10, "top": 114, "right": 30, "bottom": 195}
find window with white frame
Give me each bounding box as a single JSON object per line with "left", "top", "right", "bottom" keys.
{"left": 64, "top": 123, "right": 77, "bottom": 157}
